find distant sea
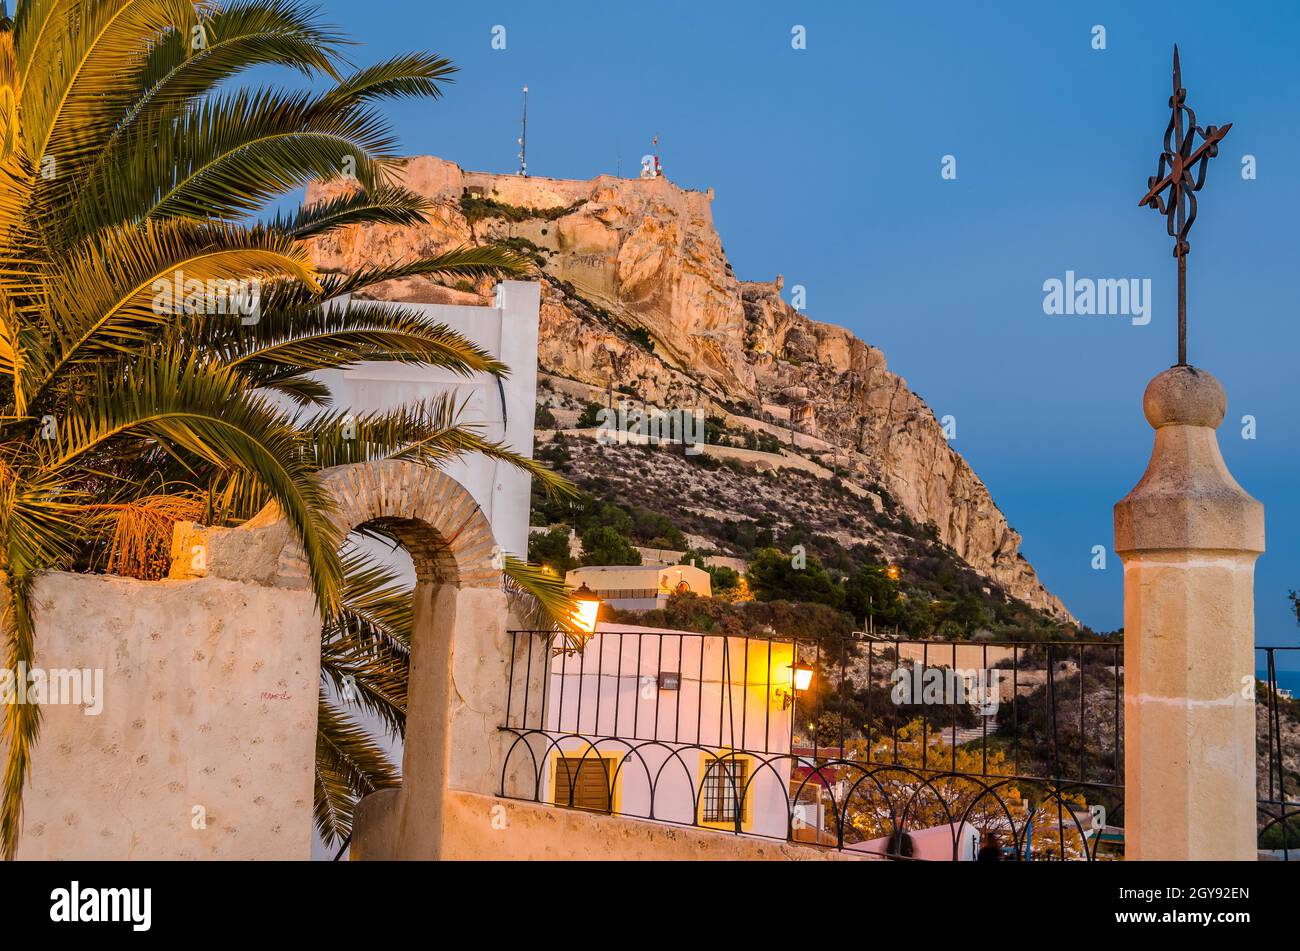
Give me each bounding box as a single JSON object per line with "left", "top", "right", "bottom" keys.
{"left": 1257, "top": 667, "right": 1300, "bottom": 696}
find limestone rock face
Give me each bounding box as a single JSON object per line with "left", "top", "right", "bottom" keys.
{"left": 305, "top": 157, "right": 1072, "bottom": 622}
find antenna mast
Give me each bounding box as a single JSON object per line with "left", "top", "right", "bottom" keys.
{"left": 517, "top": 85, "right": 528, "bottom": 177}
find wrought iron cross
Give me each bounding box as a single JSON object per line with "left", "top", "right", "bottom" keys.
{"left": 1138, "top": 46, "right": 1231, "bottom": 367}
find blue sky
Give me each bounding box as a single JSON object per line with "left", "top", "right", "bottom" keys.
{"left": 310, "top": 0, "right": 1300, "bottom": 648}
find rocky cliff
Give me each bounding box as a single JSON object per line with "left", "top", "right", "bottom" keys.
{"left": 306, "top": 157, "right": 1073, "bottom": 622}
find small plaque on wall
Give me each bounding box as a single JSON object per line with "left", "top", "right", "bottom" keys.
{"left": 657, "top": 672, "right": 681, "bottom": 690}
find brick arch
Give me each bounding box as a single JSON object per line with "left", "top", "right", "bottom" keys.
{"left": 275, "top": 460, "right": 499, "bottom": 590}
{"left": 308, "top": 462, "right": 515, "bottom": 859}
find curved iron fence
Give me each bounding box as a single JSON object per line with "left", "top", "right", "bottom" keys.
{"left": 496, "top": 631, "right": 1297, "bottom": 860}
{"left": 499, "top": 726, "right": 1120, "bottom": 860}
{"left": 498, "top": 629, "right": 1125, "bottom": 860}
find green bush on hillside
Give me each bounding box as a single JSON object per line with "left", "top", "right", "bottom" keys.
{"left": 580, "top": 525, "right": 642, "bottom": 567}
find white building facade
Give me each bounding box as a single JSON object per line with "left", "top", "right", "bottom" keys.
{"left": 565, "top": 563, "right": 712, "bottom": 612}
{"left": 533, "top": 623, "right": 797, "bottom": 839}
{"left": 318, "top": 281, "right": 541, "bottom": 561}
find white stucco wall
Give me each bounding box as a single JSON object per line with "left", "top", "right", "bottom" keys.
{"left": 539, "top": 624, "right": 795, "bottom": 839}
{"left": 9, "top": 572, "right": 320, "bottom": 860}
{"left": 317, "top": 280, "right": 541, "bottom": 563}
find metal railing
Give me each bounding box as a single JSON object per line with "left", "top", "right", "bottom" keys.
{"left": 1257, "top": 646, "right": 1299, "bottom": 860}
{"left": 498, "top": 628, "right": 1127, "bottom": 860}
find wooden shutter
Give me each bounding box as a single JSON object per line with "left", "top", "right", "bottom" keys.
{"left": 554, "top": 756, "right": 612, "bottom": 813}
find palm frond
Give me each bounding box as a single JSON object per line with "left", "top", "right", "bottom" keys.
{"left": 0, "top": 25, "right": 19, "bottom": 162}
{"left": 45, "top": 352, "right": 343, "bottom": 613}
{"left": 0, "top": 571, "right": 39, "bottom": 860}
{"left": 334, "top": 548, "right": 412, "bottom": 648}
{"left": 320, "top": 548, "right": 411, "bottom": 738}
{"left": 273, "top": 184, "right": 433, "bottom": 240}
{"left": 315, "top": 52, "right": 455, "bottom": 110}
{"left": 20, "top": 0, "right": 199, "bottom": 193}
{"left": 26, "top": 219, "right": 318, "bottom": 407}
{"left": 0, "top": 289, "right": 19, "bottom": 381}
{"left": 13, "top": 0, "right": 77, "bottom": 83}
{"left": 248, "top": 370, "right": 334, "bottom": 407}
{"left": 314, "top": 691, "right": 400, "bottom": 848}
{"left": 74, "top": 86, "right": 398, "bottom": 227}
{"left": 100, "top": 0, "right": 349, "bottom": 162}
{"left": 504, "top": 555, "right": 588, "bottom": 649}
{"left": 0, "top": 461, "right": 95, "bottom": 579}
{"left": 300, "top": 394, "right": 576, "bottom": 500}
{"left": 321, "top": 244, "right": 535, "bottom": 296}
{"left": 209, "top": 296, "right": 505, "bottom": 378}
{"left": 320, "top": 632, "right": 408, "bottom": 742}
{"left": 203, "top": 466, "right": 274, "bottom": 525}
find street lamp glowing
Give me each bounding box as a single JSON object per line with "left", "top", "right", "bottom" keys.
{"left": 777, "top": 661, "right": 814, "bottom": 710}
{"left": 570, "top": 582, "right": 602, "bottom": 635}
{"left": 886, "top": 564, "right": 901, "bottom": 582}
{"left": 790, "top": 661, "right": 814, "bottom": 692}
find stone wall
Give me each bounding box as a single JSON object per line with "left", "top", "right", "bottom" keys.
{"left": 7, "top": 572, "right": 319, "bottom": 860}
{"left": 413, "top": 790, "right": 871, "bottom": 861}
{"left": 7, "top": 459, "right": 500, "bottom": 861}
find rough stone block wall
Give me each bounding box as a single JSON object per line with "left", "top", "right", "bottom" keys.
{"left": 7, "top": 572, "right": 319, "bottom": 860}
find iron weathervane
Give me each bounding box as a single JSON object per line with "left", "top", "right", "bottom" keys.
{"left": 1137, "top": 45, "right": 1231, "bottom": 367}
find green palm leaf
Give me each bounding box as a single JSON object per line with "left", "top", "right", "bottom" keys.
{"left": 301, "top": 394, "right": 575, "bottom": 500}
{"left": 320, "top": 549, "right": 411, "bottom": 739}
{"left": 97, "top": 0, "right": 349, "bottom": 165}
{"left": 504, "top": 555, "right": 588, "bottom": 647}
{"left": 324, "top": 244, "right": 536, "bottom": 295}
{"left": 212, "top": 297, "right": 505, "bottom": 377}
{"left": 76, "top": 86, "right": 397, "bottom": 226}
{"left": 314, "top": 691, "right": 400, "bottom": 848}
{"left": 26, "top": 219, "right": 318, "bottom": 411}
{"left": 316, "top": 52, "right": 456, "bottom": 110}
{"left": 273, "top": 184, "right": 434, "bottom": 240}
{"left": 246, "top": 370, "right": 334, "bottom": 407}
{"left": 44, "top": 352, "right": 344, "bottom": 613}
{"left": 20, "top": 0, "right": 199, "bottom": 193}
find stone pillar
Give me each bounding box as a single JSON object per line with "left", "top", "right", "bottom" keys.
{"left": 1114, "top": 365, "right": 1263, "bottom": 860}
{"left": 387, "top": 580, "right": 459, "bottom": 858}
{"left": 445, "top": 587, "right": 516, "bottom": 797}
{"left": 356, "top": 583, "right": 523, "bottom": 859}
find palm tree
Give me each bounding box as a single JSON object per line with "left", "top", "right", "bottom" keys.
{"left": 0, "top": 1, "right": 576, "bottom": 859}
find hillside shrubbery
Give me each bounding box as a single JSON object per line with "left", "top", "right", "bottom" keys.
{"left": 530, "top": 440, "right": 1088, "bottom": 641}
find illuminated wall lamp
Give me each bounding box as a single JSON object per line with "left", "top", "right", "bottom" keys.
{"left": 570, "top": 582, "right": 602, "bottom": 636}
{"left": 776, "top": 661, "right": 815, "bottom": 710}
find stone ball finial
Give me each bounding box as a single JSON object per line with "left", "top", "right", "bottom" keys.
{"left": 1142, "top": 364, "right": 1226, "bottom": 429}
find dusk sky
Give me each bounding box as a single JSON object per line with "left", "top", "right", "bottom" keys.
{"left": 309, "top": 0, "right": 1300, "bottom": 649}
